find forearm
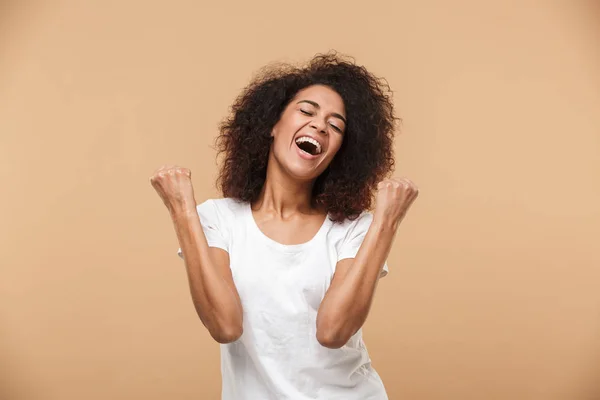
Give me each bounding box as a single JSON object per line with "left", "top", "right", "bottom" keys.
{"left": 171, "top": 207, "right": 243, "bottom": 343}
{"left": 316, "top": 219, "right": 396, "bottom": 348}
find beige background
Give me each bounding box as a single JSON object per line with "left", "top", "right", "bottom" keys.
{"left": 1, "top": 0, "right": 599, "bottom": 399}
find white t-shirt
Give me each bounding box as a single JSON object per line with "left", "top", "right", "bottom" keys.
{"left": 177, "top": 197, "right": 389, "bottom": 400}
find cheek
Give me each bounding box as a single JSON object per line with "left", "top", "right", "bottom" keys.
{"left": 327, "top": 136, "right": 344, "bottom": 156}
{"left": 272, "top": 118, "right": 297, "bottom": 141}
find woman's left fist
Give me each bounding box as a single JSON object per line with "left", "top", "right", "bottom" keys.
{"left": 373, "top": 177, "right": 419, "bottom": 229}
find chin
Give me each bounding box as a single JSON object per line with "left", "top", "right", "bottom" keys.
{"left": 286, "top": 163, "right": 323, "bottom": 182}
{"left": 272, "top": 148, "right": 329, "bottom": 181}
{"left": 288, "top": 169, "right": 320, "bottom": 182}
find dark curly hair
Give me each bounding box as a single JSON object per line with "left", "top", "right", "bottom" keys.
{"left": 215, "top": 52, "right": 398, "bottom": 222}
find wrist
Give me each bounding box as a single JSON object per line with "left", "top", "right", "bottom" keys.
{"left": 371, "top": 216, "right": 398, "bottom": 234}
{"left": 169, "top": 201, "right": 198, "bottom": 220}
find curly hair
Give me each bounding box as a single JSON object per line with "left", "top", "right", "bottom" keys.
{"left": 215, "top": 52, "right": 398, "bottom": 222}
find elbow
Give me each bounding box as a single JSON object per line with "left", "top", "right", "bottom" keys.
{"left": 195, "top": 303, "right": 244, "bottom": 344}
{"left": 211, "top": 323, "right": 243, "bottom": 344}
{"left": 317, "top": 308, "right": 357, "bottom": 349}
{"left": 316, "top": 326, "right": 350, "bottom": 349}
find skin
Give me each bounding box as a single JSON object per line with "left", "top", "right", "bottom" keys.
{"left": 150, "top": 84, "right": 419, "bottom": 348}
{"left": 252, "top": 85, "right": 347, "bottom": 245}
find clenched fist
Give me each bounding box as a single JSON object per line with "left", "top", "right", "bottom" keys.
{"left": 373, "top": 177, "right": 419, "bottom": 230}
{"left": 149, "top": 165, "right": 197, "bottom": 215}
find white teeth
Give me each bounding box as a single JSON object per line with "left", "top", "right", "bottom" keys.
{"left": 295, "top": 136, "right": 322, "bottom": 154}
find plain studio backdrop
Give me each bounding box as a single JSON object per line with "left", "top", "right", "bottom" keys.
{"left": 1, "top": 0, "right": 599, "bottom": 399}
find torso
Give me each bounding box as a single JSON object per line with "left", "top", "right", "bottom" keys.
{"left": 191, "top": 198, "right": 389, "bottom": 400}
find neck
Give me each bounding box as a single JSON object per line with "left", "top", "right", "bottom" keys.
{"left": 253, "top": 157, "right": 317, "bottom": 219}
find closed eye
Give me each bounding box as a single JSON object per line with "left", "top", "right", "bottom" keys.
{"left": 329, "top": 123, "right": 343, "bottom": 133}
{"left": 300, "top": 109, "right": 313, "bottom": 116}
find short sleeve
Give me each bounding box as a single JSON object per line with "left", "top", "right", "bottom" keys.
{"left": 177, "top": 199, "right": 229, "bottom": 259}
{"left": 337, "top": 212, "right": 389, "bottom": 278}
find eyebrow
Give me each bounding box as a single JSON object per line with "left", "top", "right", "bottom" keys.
{"left": 297, "top": 100, "right": 347, "bottom": 125}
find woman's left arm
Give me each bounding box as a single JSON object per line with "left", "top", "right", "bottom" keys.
{"left": 316, "top": 177, "right": 419, "bottom": 349}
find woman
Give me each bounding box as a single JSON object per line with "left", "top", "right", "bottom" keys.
{"left": 150, "top": 53, "right": 418, "bottom": 399}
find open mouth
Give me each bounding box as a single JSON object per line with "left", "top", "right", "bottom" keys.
{"left": 295, "top": 136, "right": 322, "bottom": 156}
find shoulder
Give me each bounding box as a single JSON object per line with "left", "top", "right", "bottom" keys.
{"left": 197, "top": 197, "right": 247, "bottom": 220}
{"left": 330, "top": 211, "right": 379, "bottom": 262}
{"left": 332, "top": 211, "right": 375, "bottom": 234}
{"left": 327, "top": 211, "right": 377, "bottom": 245}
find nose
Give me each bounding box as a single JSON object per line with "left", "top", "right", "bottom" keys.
{"left": 309, "top": 118, "right": 327, "bottom": 135}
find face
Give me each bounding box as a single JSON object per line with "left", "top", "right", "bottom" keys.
{"left": 270, "top": 85, "right": 346, "bottom": 181}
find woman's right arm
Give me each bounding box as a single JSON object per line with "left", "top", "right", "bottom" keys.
{"left": 151, "top": 165, "right": 243, "bottom": 344}
{"left": 172, "top": 208, "right": 243, "bottom": 343}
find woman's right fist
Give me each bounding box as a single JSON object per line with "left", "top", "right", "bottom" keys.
{"left": 150, "top": 165, "right": 196, "bottom": 214}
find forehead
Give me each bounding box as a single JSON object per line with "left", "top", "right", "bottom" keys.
{"left": 293, "top": 85, "right": 345, "bottom": 113}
